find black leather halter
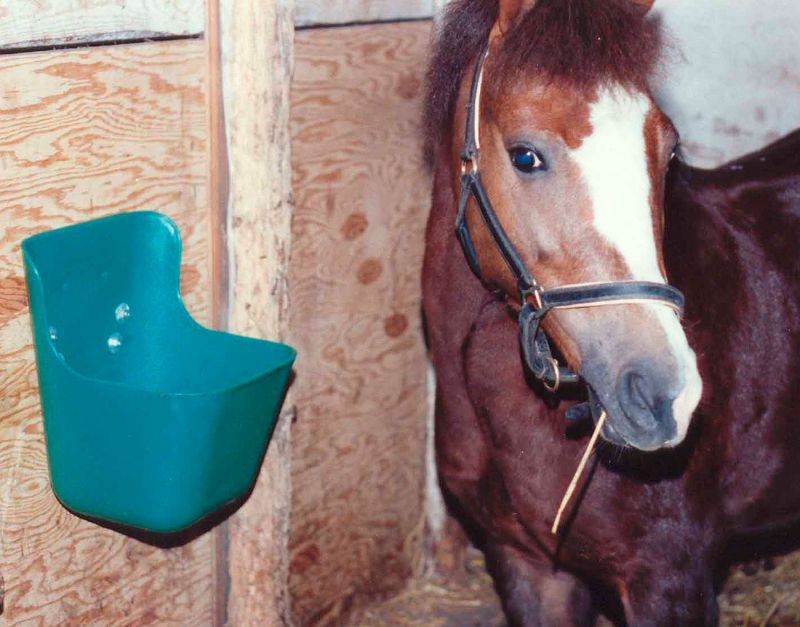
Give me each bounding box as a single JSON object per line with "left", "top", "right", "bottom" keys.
{"left": 455, "top": 45, "right": 685, "bottom": 393}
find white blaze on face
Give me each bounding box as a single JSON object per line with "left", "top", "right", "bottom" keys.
{"left": 568, "top": 87, "right": 702, "bottom": 444}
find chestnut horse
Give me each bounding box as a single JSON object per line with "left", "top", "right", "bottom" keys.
{"left": 422, "top": 0, "right": 800, "bottom": 624}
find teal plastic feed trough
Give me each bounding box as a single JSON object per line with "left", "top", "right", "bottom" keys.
{"left": 22, "top": 211, "right": 296, "bottom": 534}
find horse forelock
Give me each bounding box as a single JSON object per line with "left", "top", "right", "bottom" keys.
{"left": 423, "top": 0, "right": 664, "bottom": 168}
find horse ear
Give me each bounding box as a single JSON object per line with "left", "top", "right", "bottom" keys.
{"left": 629, "top": 0, "right": 655, "bottom": 14}
{"left": 494, "top": 0, "right": 536, "bottom": 35}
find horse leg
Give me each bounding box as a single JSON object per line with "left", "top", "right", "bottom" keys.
{"left": 621, "top": 554, "right": 718, "bottom": 626}
{"left": 484, "top": 543, "right": 596, "bottom": 627}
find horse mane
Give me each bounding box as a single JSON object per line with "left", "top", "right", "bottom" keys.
{"left": 422, "top": 0, "right": 664, "bottom": 167}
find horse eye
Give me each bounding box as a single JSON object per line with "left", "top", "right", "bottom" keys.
{"left": 509, "top": 146, "right": 545, "bottom": 173}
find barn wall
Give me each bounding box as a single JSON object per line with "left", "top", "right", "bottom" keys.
{"left": 288, "top": 20, "right": 433, "bottom": 626}
{"left": 0, "top": 0, "right": 297, "bottom": 623}
{"left": 0, "top": 39, "right": 217, "bottom": 624}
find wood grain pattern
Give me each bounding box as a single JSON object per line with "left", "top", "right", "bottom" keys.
{"left": 215, "top": 0, "right": 296, "bottom": 625}
{"left": 0, "top": 0, "right": 204, "bottom": 50}
{"left": 289, "top": 21, "right": 432, "bottom": 626}
{"left": 205, "top": 2, "right": 228, "bottom": 623}
{"left": 296, "top": 0, "right": 436, "bottom": 26}
{"left": 0, "top": 39, "right": 215, "bottom": 625}
{"left": 206, "top": 0, "right": 228, "bottom": 330}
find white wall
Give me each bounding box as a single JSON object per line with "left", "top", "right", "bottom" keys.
{"left": 652, "top": 0, "right": 800, "bottom": 168}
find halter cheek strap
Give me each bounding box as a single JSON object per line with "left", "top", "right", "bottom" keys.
{"left": 455, "top": 44, "right": 685, "bottom": 394}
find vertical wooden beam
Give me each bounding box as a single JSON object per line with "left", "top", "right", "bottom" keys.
{"left": 206, "top": 2, "right": 228, "bottom": 623}
{"left": 207, "top": 0, "right": 229, "bottom": 331}
{"left": 209, "top": 0, "right": 295, "bottom": 624}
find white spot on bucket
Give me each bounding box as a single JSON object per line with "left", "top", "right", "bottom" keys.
{"left": 115, "top": 302, "right": 130, "bottom": 322}
{"left": 107, "top": 332, "right": 123, "bottom": 354}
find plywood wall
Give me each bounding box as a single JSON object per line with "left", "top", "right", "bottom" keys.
{"left": 0, "top": 3, "right": 437, "bottom": 625}
{"left": 0, "top": 39, "right": 216, "bottom": 624}
{"left": 288, "top": 21, "right": 432, "bottom": 626}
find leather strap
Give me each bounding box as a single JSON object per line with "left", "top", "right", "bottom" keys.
{"left": 461, "top": 45, "right": 489, "bottom": 163}
{"left": 539, "top": 281, "right": 684, "bottom": 316}
{"left": 519, "top": 303, "right": 580, "bottom": 389}
{"left": 459, "top": 171, "right": 537, "bottom": 293}
{"left": 456, "top": 174, "right": 482, "bottom": 277}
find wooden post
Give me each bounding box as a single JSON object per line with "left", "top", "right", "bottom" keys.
{"left": 208, "top": 0, "right": 295, "bottom": 624}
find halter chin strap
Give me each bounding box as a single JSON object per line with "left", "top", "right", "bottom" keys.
{"left": 455, "top": 44, "right": 686, "bottom": 393}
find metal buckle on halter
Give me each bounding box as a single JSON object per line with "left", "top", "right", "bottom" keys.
{"left": 520, "top": 284, "right": 545, "bottom": 314}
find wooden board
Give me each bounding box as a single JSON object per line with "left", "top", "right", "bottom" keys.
{"left": 0, "top": 0, "right": 204, "bottom": 50}
{"left": 0, "top": 39, "right": 215, "bottom": 625}
{"left": 211, "top": 0, "right": 296, "bottom": 624}
{"left": 289, "top": 21, "right": 432, "bottom": 626}
{"left": 296, "top": 0, "right": 443, "bottom": 26}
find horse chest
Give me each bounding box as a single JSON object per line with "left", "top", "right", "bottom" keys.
{"left": 459, "top": 302, "right": 694, "bottom": 560}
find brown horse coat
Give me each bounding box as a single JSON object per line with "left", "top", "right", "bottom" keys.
{"left": 423, "top": 114, "right": 800, "bottom": 624}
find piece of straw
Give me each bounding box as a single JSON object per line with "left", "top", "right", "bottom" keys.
{"left": 758, "top": 592, "right": 796, "bottom": 627}
{"left": 551, "top": 410, "right": 607, "bottom": 535}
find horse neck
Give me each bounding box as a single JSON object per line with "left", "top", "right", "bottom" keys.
{"left": 664, "top": 129, "right": 800, "bottom": 280}
{"left": 662, "top": 162, "right": 718, "bottom": 292}
{"left": 662, "top": 152, "right": 800, "bottom": 409}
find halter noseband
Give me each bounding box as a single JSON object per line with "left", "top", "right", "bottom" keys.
{"left": 455, "top": 45, "right": 685, "bottom": 394}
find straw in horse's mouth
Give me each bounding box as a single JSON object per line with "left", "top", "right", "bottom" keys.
{"left": 551, "top": 410, "right": 607, "bottom": 535}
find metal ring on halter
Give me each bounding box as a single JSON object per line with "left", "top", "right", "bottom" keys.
{"left": 542, "top": 356, "right": 561, "bottom": 393}
{"left": 521, "top": 286, "right": 544, "bottom": 312}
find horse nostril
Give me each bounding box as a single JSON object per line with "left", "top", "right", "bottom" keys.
{"left": 618, "top": 366, "right": 660, "bottom": 428}
{"left": 627, "top": 371, "right": 651, "bottom": 411}
{"left": 614, "top": 365, "right": 680, "bottom": 448}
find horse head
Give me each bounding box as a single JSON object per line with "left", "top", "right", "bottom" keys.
{"left": 446, "top": 0, "right": 702, "bottom": 451}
